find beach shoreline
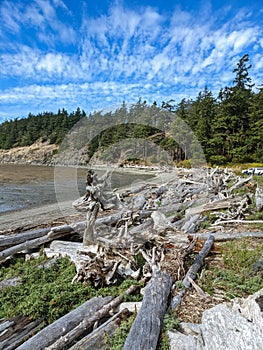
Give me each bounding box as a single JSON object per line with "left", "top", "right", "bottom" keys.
{"left": 0, "top": 165, "right": 168, "bottom": 233}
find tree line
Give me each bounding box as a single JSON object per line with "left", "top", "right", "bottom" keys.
{"left": 0, "top": 54, "right": 262, "bottom": 164}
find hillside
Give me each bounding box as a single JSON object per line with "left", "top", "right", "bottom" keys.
{"left": 0, "top": 54, "right": 262, "bottom": 166}
{"left": 0, "top": 141, "right": 58, "bottom": 165}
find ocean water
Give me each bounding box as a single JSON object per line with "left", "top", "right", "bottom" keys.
{"left": 0, "top": 164, "right": 153, "bottom": 214}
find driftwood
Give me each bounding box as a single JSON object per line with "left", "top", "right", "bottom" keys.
{"left": 185, "top": 199, "right": 233, "bottom": 217}
{"left": 45, "top": 284, "right": 140, "bottom": 350}
{"left": 255, "top": 185, "right": 263, "bottom": 211}
{"left": 171, "top": 235, "right": 215, "bottom": 310}
{"left": 16, "top": 296, "right": 113, "bottom": 350}
{"left": 227, "top": 175, "right": 252, "bottom": 193}
{"left": 0, "top": 227, "right": 51, "bottom": 248}
{"left": 123, "top": 269, "right": 174, "bottom": 350}
{"left": 0, "top": 227, "right": 75, "bottom": 263}
{"left": 189, "top": 231, "right": 263, "bottom": 242}
{"left": 212, "top": 219, "right": 263, "bottom": 226}
{"left": 0, "top": 317, "right": 44, "bottom": 350}
{"left": 73, "top": 170, "right": 121, "bottom": 246}
{"left": 68, "top": 308, "right": 132, "bottom": 350}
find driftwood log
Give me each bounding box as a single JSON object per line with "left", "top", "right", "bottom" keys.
{"left": 68, "top": 308, "right": 132, "bottom": 350}
{"left": 45, "top": 284, "right": 140, "bottom": 350}
{"left": 171, "top": 235, "right": 215, "bottom": 310}
{"left": 0, "top": 226, "right": 75, "bottom": 262}
{"left": 123, "top": 270, "right": 174, "bottom": 350}
{"left": 189, "top": 231, "right": 263, "bottom": 242}
{"left": 16, "top": 296, "right": 112, "bottom": 350}
{"left": 0, "top": 318, "right": 44, "bottom": 350}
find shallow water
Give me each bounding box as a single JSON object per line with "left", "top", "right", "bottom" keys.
{"left": 0, "top": 164, "right": 153, "bottom": 214}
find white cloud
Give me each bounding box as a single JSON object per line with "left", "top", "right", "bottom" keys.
{"left": 0, "top": 1, "right": 262, "bottom": 120}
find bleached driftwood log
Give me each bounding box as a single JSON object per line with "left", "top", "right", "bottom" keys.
{"left": 0, "top": 318, "right": 44, "bottom": 350}
{"left": 16, "top": 296, "right": 113, "bottom": 350}
{"left": 123, "top": 270, "right": 174, "bottom": 350}
{"left": 189, "top": 231, "right": 263, "bottom": 242}
{"left": 45, "top": 284, "right": 140, "bottom": 350}
{"left": 0, "top": 226, "right": 76, "bottom": 262}
{"left": 0, "top": 222, "right": 87, "bottom": 249}
{"left": 68, "top": 308, "right": 132, "bottom": 350}
{"left": 171, "top": 235, "right": 214, "bottom": 310}
{"left": 212, "top": 219, "right": 263, "bottom": 226}
{"left": 255, "top": 185, "right": 263, "bottom": 211}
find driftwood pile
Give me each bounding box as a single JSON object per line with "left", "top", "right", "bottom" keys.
{"left": 0, "top": 166, "right": 263, "bottom": 349}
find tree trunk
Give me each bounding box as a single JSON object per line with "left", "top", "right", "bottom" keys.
{"left": 0, "top": 229, "right": 74, "bottom": 262}
{"left": 123, "top": 270, "right": 174, "bottom": 350}
{"left": 171, "top": 235, "right": 214, "bottom": 310}
{"left": 16, "top": 296, "right": 112, "bottom": 350}
{"left": 83, "top": 202, "right": 100, "bottom": 246}
{"left": 45, "top": 285, "right": 140, "bottom": 350}
{"left": 68, "top": 309, "right": 132, "bottom": 350}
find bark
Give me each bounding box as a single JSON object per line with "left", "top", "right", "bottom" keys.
{"left": 45, "top": 285, "right": 140, "bottom": 350}
{"left": 123, "top": 270, "right": 174, "bottom": 350}
{"left": 16, "top": 296, "right": 112, "bottom": 350}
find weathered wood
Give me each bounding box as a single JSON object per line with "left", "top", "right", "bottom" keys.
{"left": 185, "top": 199, "right": 233, "bottom": 217}
{"left": 16, "top": 296, "right": 113, "bottom": 350}
{"left": 255, "top": 185, "right": 263, "bottom": 211}
{"left": 227, "top": 175, "right": 252, "bottom": 193}
{"left": 170, "top": 288, "right": 263, "bottom": 350}
{"left": 1, "top": 319, "right": 44, "bottom": 350}
{"left": 68, "top": 309, "right": 132, "bottom": 350}
{"left": 83, "top": 202, "right": 100, "bottom": 245}
{"left": 123, "top": 270, "right": 174, "bottom": 350}
{"left": 171, "top": 235, "right": 214, "bottom": 310}
{"left": 0, "top": 222, "right": 87, "bottom": 248}
{"left": 212, "top": 219, "right": 263, "bottom": 225}
{"left": 0, "top": 229, "right": 74, "bottom": 263}
{"left": 189, "top": 231, "right": 263, "bottom": 241}
{"left": 45, "top": 285, "right": 140, "bottom": 350}
{"left": 0, "top": 228, "right": 51, "bottom": 247}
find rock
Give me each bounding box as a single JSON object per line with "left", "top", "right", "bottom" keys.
{"left": 168, "top": 329, "right": 201, "bottom": 350}
{"left": 168, "top": 288, "right": 263, "bottom": 350}
{"left": 116, "top": 302, "right": 142, "bottom": 313}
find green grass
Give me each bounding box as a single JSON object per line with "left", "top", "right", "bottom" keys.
{"left": 104, "top": 313, "right": 136, "bottom": 350}
{"left": 200, "top": 238, "right": 263, "bottom": 299}
{"left": 0, "top": 256, "right": 142, "bottom": 325}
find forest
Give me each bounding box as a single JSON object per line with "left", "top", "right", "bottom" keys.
{"left": 0, "top": 54, "right": 262, "bottom": 165}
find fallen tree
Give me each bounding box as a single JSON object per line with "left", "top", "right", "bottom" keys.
{"left": 16, "top": 296, "right": 113, "bottom": 350}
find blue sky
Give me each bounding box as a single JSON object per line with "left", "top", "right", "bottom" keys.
{"left": 0, "top": 0, "right": 262, "bottom": 122}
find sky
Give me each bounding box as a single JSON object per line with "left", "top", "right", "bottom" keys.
{"left": 0, "top": 0, "right": 262, "bottom": 122}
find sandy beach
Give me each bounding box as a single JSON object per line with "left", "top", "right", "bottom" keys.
{"left": 0, "top": 166, "right": 170, "bottom": 233}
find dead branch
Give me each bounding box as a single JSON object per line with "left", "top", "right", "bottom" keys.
{"left": 45, "top": 284, "right": 140, "bottom": 350}
{"left": 171, "top": 235, "right": 214, "bottom": 310}
{"left": 16, "top": 296, "right": 113, "bottom": 350}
